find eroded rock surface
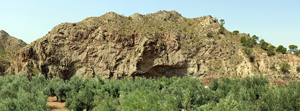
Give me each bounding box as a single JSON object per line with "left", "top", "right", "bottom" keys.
{"left": 10, "top": 11, "right": 300, "bottom": 81}
{"left": 0, "top": 30, "right": 27, "bottom": 75}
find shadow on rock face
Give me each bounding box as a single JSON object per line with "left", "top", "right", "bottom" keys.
{"left": 134, "top": 65, "right": 187, "bottom": 78}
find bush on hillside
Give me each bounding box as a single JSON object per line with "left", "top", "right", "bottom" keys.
{"left": 297, "top": 66, "right": 300, "bottom": 73}
{"left": 295, "top": 50, "right": 300, "bottom": 56}
{"left": 251, "top": 35, "right": 259, "bottom": 45}
{"left": 276, "top": 45, "right": 287, "bottom": 54}
{"left": 241, "top": 37, "right": 255, "bottom": 48}
{"left": 289, "top": 45, "right": 298, "bottom": 54}
{"left": 219, "top": 19, "right": 225, "bottom": 34}
{"left": 207, "top": 32, "right": 213, "bottom": 38}
{"left": 259, "top": 39, "right": 269, "bottom": 50}
{"left": 267, "top": 45, "right": 276, "bottom": 56}
{"left": 280, "top": 62, "right": 290, "bottom": 73}
{"left": 244, "top": 47, "right": 255, "bottom": 62}
{"left": 233, "top": 30, "right": 239, "bottom": 35}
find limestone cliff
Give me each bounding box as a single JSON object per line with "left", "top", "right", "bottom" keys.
{"left": 0, "top": 30, "right": 27, "bottom": 75}
{"left": 10, "top": 11, "right": 300, "bottom": 81}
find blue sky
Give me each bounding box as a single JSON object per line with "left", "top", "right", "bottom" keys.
{"left": 0, "top": 0, "right": 299, "bottom": 48}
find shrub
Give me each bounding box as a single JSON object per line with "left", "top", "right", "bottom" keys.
{"left": 297, "top": 66, "right": 300, "bottom": 73}
{"left": 233, "top": 30, "right": 239, "bottom": 35}
{"left": 0, "top": 75, "right": 49, "bottom": 111}
{"left": 207, "top": 32, "right": 213, "bottom": 38}
{"left": 220, "top": 19, "right": 225, "bottom": 25}
{"left": 219, "top": 19, "right": 225, "bottom": 34}
{"left": 276, "top": 45, "right": 287, "bottom": 54}
{"left": 54, "top": 79, "right": 71, "bottom": 102}
{"left": 219, "top": 27, "right": 225, "bottom": 34}
{"left": 267, "top": 45, "right": 276, "bottom": 56}
{"left": 240, "top": 36, "right": 256, "bottom": 48}
{"left": 240, "top": 36, "right": 246, "bottom": 43}
{"left": 2, "top": 74, "right": 300, "bottom": 111}
{"left": 127, "top": 16, "right": 132, "bottom": 20}
{"left": 288, "top": 45, "right": 298, "bottom": 54}
{"left": 295, "top": 50, "right": 300, "bottom": 56}
{"left": 158, "top": 26, "right": 163, "bottom": 31}
{"left": 188, "top": 21, "right": 192, "bottom": 26}
{"left": 280, "top": 62, "right": 290, "bottom": 73}
{"left": 259, "top": 39, "right": 268, "bottom": 50}
{"left": 251, "top": 35, "right": 259, "bottom": 45}
{"left": 121, "top": 89, "right": 166, "bottom": 111}
{"left": 244, "top": 48, "right": 254, "bottom": 62}
{"left": 183, "top": 27, "right": 187, "bottom": 32}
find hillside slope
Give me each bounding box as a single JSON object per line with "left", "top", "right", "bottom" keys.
{"left": 0, "top": 30, "right": 27, "bottom": 75}
{"left": 10, "top": 11, "right": 300, "bottom": 81}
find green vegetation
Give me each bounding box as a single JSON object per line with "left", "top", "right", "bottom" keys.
{"left": 276, "top": 45, "right": 287, "bottom": 54}
{"left": 289, "top": 45, "right": 298, "bottom": 54}
{"left": 1, "top": 75, "right": 300, "bottom": 110}
{"left": 0, "top": 75, "right": 49, "bottom": 111}
{"left": 127, "top": 16, "right": 132, "bottom": 20}
{"left": 280, "top": 62, "right": 290, "bottom": 74}
{"left": 252, "top": 35, "right": 259, "bottom": 45}
{"left": 244, "top": 47, "right": 255, "bottom": 62}
{"left": 259, "top": 39, "right": 269, "bottom": 50}
{"left": 240, "top": 36, "right": 255, "bottom": 48}
{"left": 295, "top": 50, "right": 300, "bottom": 56}
{"left": 233, "top": 30, "right": 239, "bottom": 35}
{"left": 158, "top": 26, "right": 164, "bottom": 31}
{"left": 183, "top": 27, "right": 187, "bottom": 32}
{"left": 297, "top": 66, "right": 300, "bottom": 73}
{"left": 188, "top": 21, "right": 192, "bottom": 26}
{"left": 218, "top": 19, "right": 225, "bottom": 34}
{"left": 267, "top": 45, "right": 276, "bottom": 56}
{"left": 207, "top": 32, "right": 213, "bottom": 38}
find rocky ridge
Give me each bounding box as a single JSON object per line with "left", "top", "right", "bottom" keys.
{"left": 10, "top": 11, "right": 300, "bottom": 81}
{"left": 0, "top": 30, "right": 27, "bottom": 75}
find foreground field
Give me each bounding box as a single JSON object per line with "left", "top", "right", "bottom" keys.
{"left": 0, "top": 75, "right": 299, "bottom": 111}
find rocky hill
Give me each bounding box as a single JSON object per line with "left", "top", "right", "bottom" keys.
{"left": 10, "top": 11, "right": 300, "bottom": 81}
{"left": 0, "top": 30, "right": 27, "bottom": 75}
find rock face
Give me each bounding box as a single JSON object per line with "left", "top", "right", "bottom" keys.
{"left": 10, "top": 11, "right": 300, "bottom": 81}
{"left": 0, "top": 30, "right": 27, "bottom": 75}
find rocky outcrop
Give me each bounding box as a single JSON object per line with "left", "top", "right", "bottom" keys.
{"left": 10, "top": 11, "right": 300, "bottom": 81}
{"left": 0, "top": 30, "right": 27, "bottom": 75}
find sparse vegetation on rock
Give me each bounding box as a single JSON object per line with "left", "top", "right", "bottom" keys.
{"left": 0, "top": 30, "right": 27, "bottom": 75}
{"left": 6, "top": 11, "right": 300, "bottom": 84}
{"left": 289, "top": 45, "right": 298, "bottom": 54}
{"left": 267, "top": 45, "right": 276, "bottom": 56}
{"left": 297, "top": 66, "right": 300, "bottom": 73}
{"left": 276, "top": 45, "right": 287, "bottom": 54}
{"left": 207, "top": 32, "right": 213, "bottom": 38}
{"left": 241, "top": 36, "right": 255, "bottom": 48}
{"left": 280, "top": 62, "right": 290, "bottom": 73}
{"left": 233, "top": 30, "right": 239, "bottom": 35}
{"left": 244, "top": 47, "right": 255, "bottom": 62}
{"left": 259, "top": 39, "right": 269, "bottom": 50}
{"left": 219, "top": 19, "right": 225, "bottom": 34}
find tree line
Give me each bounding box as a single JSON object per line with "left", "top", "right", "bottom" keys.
{"left": 1, "top": 75, "right": 300, "bottom": 110}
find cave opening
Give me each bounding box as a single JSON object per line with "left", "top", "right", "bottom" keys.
{"left": 134, "top": 65, "right": 187, "bottom": 78}
{"left": 41, "top": 65, "right": 49, "bottom": 79}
